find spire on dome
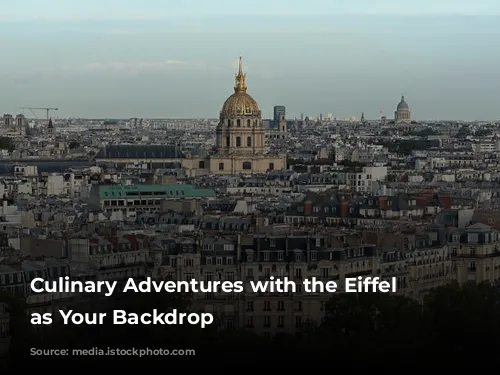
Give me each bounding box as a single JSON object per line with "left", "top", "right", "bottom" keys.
{"left": 234, "top": 56, "right": 247, "bottom": 94}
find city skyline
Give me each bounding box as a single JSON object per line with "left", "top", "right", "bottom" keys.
{"left": 1, "top": 1, "right": 499, "bottom": 120}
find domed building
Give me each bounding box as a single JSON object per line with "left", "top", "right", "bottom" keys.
{"left": 94, "top": 57, "right": 287, "bottom": 176}
{"left": 207, "top": 57, "right": 287, "bottom": 174}
{"left": 394, "top": 95, "right": 411, "bottom": 124}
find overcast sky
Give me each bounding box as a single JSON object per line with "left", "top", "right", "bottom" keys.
{"left": 1, "top": 0, "right": 499, "bottom": 120}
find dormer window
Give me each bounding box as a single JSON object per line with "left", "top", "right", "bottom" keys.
{"left": 324, "top": 207, "right": 329, "bottom": 212}
{"left": 468, "top": 233, "right": 478, "bottom": 243}
{"left": 297, "top": 206, "right": 304, "bottom": 213}
{"left": 368, "top": 200, "right": 373, "bottom": 205}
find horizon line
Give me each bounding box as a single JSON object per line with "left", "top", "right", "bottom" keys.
{"left": 2, "top": 13, "right": 500, "bottom": 22}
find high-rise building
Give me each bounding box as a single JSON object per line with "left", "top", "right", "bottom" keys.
{"left": 273, "top": 106, "right": 285, "bottom": 125}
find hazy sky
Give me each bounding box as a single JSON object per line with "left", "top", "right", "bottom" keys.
{"left": 1, "top": 0, "right": 500, "bottom": 120}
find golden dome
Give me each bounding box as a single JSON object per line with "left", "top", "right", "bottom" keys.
{"left": 220, "top": 57, "right": 260, "bottom": 118}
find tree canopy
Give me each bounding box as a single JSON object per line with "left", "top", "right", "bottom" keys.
{"left": 0, "top": 137, "right": 15, "bottom": 152}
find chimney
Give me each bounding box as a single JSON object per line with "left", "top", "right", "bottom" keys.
{"left": 378, "top": 196, "right": 387, "bottom": 210}
{"left": 340, "top": 201, "right": 349, "bottom": 218}
{"left": 304, "top": 200, "right": 312, "bottom": 215}
{"left": 439, "top": 194, "right": 452, "bottom": 209}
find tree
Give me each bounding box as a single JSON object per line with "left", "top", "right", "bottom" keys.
{"left": 0, "top": 138, "right": 15, "bottom": 152}
{"left": 457, "top": 126, "right": 471, "bottom": 138}
{"left": 423, "top": 281, "right": 500, "bottom": 362}
{"left": 68, "top": 141, "right": 80, "bottom": 149}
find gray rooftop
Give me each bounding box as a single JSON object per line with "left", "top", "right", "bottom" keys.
{"left": 95, "top": 145, "right": 186, "bottom": 159}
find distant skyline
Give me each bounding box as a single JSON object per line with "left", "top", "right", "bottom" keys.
{"left": 1, "top": 1, "right": 500, "bottom": 120}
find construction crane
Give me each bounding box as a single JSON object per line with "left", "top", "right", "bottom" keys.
{"left": 19, "top": 107, "right": 58, "bottom": 120}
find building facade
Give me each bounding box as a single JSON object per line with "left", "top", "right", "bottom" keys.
{"left": 208, "top": 57, "right": 287, "bottom": 174}
{"left": 94, "top": 58, "right": 287, "bottom": 176}
{"left": 394, "top": 95, "right": 413, "bottom": 132}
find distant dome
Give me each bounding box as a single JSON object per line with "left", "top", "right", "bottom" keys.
{"left": 220, "top": 57, "right": 261, "bottom": 118}
{"left": 397, "top": 95, "right": 409, "bottom": 110}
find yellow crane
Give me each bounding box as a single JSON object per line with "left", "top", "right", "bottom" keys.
{"left": 19, "top": 107, "right": 58, "bottom": 120}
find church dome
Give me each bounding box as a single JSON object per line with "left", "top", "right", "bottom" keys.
{"left": 221, "top": 92, "right": 259, "bottom": 117}
{"left": 220, "top": 57, "right": 260, "bottom": 117}
{"left": 397, "top": 95, "right": 409, "bottom": 110}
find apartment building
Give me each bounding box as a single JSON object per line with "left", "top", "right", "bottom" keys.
{"left": 449, "top": 223, "right": 500, "bottom": 285}
{"left": 0, "top": 303, "right": 10, "bottom": 358}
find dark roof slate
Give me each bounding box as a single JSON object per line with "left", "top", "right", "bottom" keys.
{"left": 95, "top": 145, "right": 185, "bottom": 159}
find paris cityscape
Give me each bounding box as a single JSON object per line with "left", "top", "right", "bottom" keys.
{"left": 1, "top": 0, "right": 500, "bottom": 367}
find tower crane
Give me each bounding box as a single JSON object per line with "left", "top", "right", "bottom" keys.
{"left": 19, "top": 107, "right": 58, "bottom": 120}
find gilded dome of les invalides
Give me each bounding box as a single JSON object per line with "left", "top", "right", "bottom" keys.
{"left": 220, "top": 57, "right": 261, "bottom": 118}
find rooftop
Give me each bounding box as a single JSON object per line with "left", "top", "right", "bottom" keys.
{"left": 95, "top": 145, "right": 185, "bottom": 159}
{"left": 98, "top": 184, "right": 216, "bottom": 199}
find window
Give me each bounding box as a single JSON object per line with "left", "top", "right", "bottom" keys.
{"left": 226, "top": 257, "right": 233, "bottom": 265}
{"left": 264, "top": 301, "right": 271, "bottom": 311}
{"left": 247, "top": 119, "right": 251, "bottom": 127}
{"left": 269, "top": 163, "right": 274, "bottom": 170}
{"left": 320, "top": 267, "right": 330, "bottom": 278}
{"left": 198, "top": 160, "right": 205, "bottom": 168}
{"left": 206, "top": 257, "right": 212, "bottom": 265}
{"left": 295, "top": 316, "right": 302, "bottom": 328}
{"left": 270, "top": 239, "right": 276, "bottom": 247}
{"left": 246, "top": 317, "right": 254, "bottom": 327}
{"left": 247, "top": 136, "right": 252, "bottom": 147}
{"left": 278, "top": 316, "right": 285, "bottom": 328}
{"left": 246, "top": 301, "right": 254, "bottom": 311}
{"left": 227, "top": 119, "right": 231, "bottom": 127}
{"left": 468, "top": 233, "right": 478, "bottom": 243}
{"left": 263, "top": 252, "right": 269, "bottom": 261}
{"left": 237, "top": 119, "right": 241, "bottom": 127}
{"left": 219, "top": 163, "right": 224, "bottom": 170}
{"left": 236, "top": 137, "right": 241, "bottom": 147}
{"left": 264, "top": 316, "right": 271, "bottom": 328}
{"left": 311, "top": 252, "right": 317, "bottom": 261}
{"left": 242, "top": 161, "right": 252, "bottom": 170}
{"left": 264, "top": 268, "right": 271, "bottom": 278}
{"left": 277, "top": 252, "right": 284, "bottom": 261}
{"left": 226, "top": 136, "right": 230, "bottom": 147}
{"left": 295, "top": 269, "right": 302, "bottom": 279}
{"left": 216, "top": 257, "right": 223, "bottom": 265}
{"left": 277, "top": 301, "right": 285, "bottom": 311}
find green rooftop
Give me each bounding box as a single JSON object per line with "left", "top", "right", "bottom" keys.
{"left": 99, "top": 184, "right": 216, "bottom": 199}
